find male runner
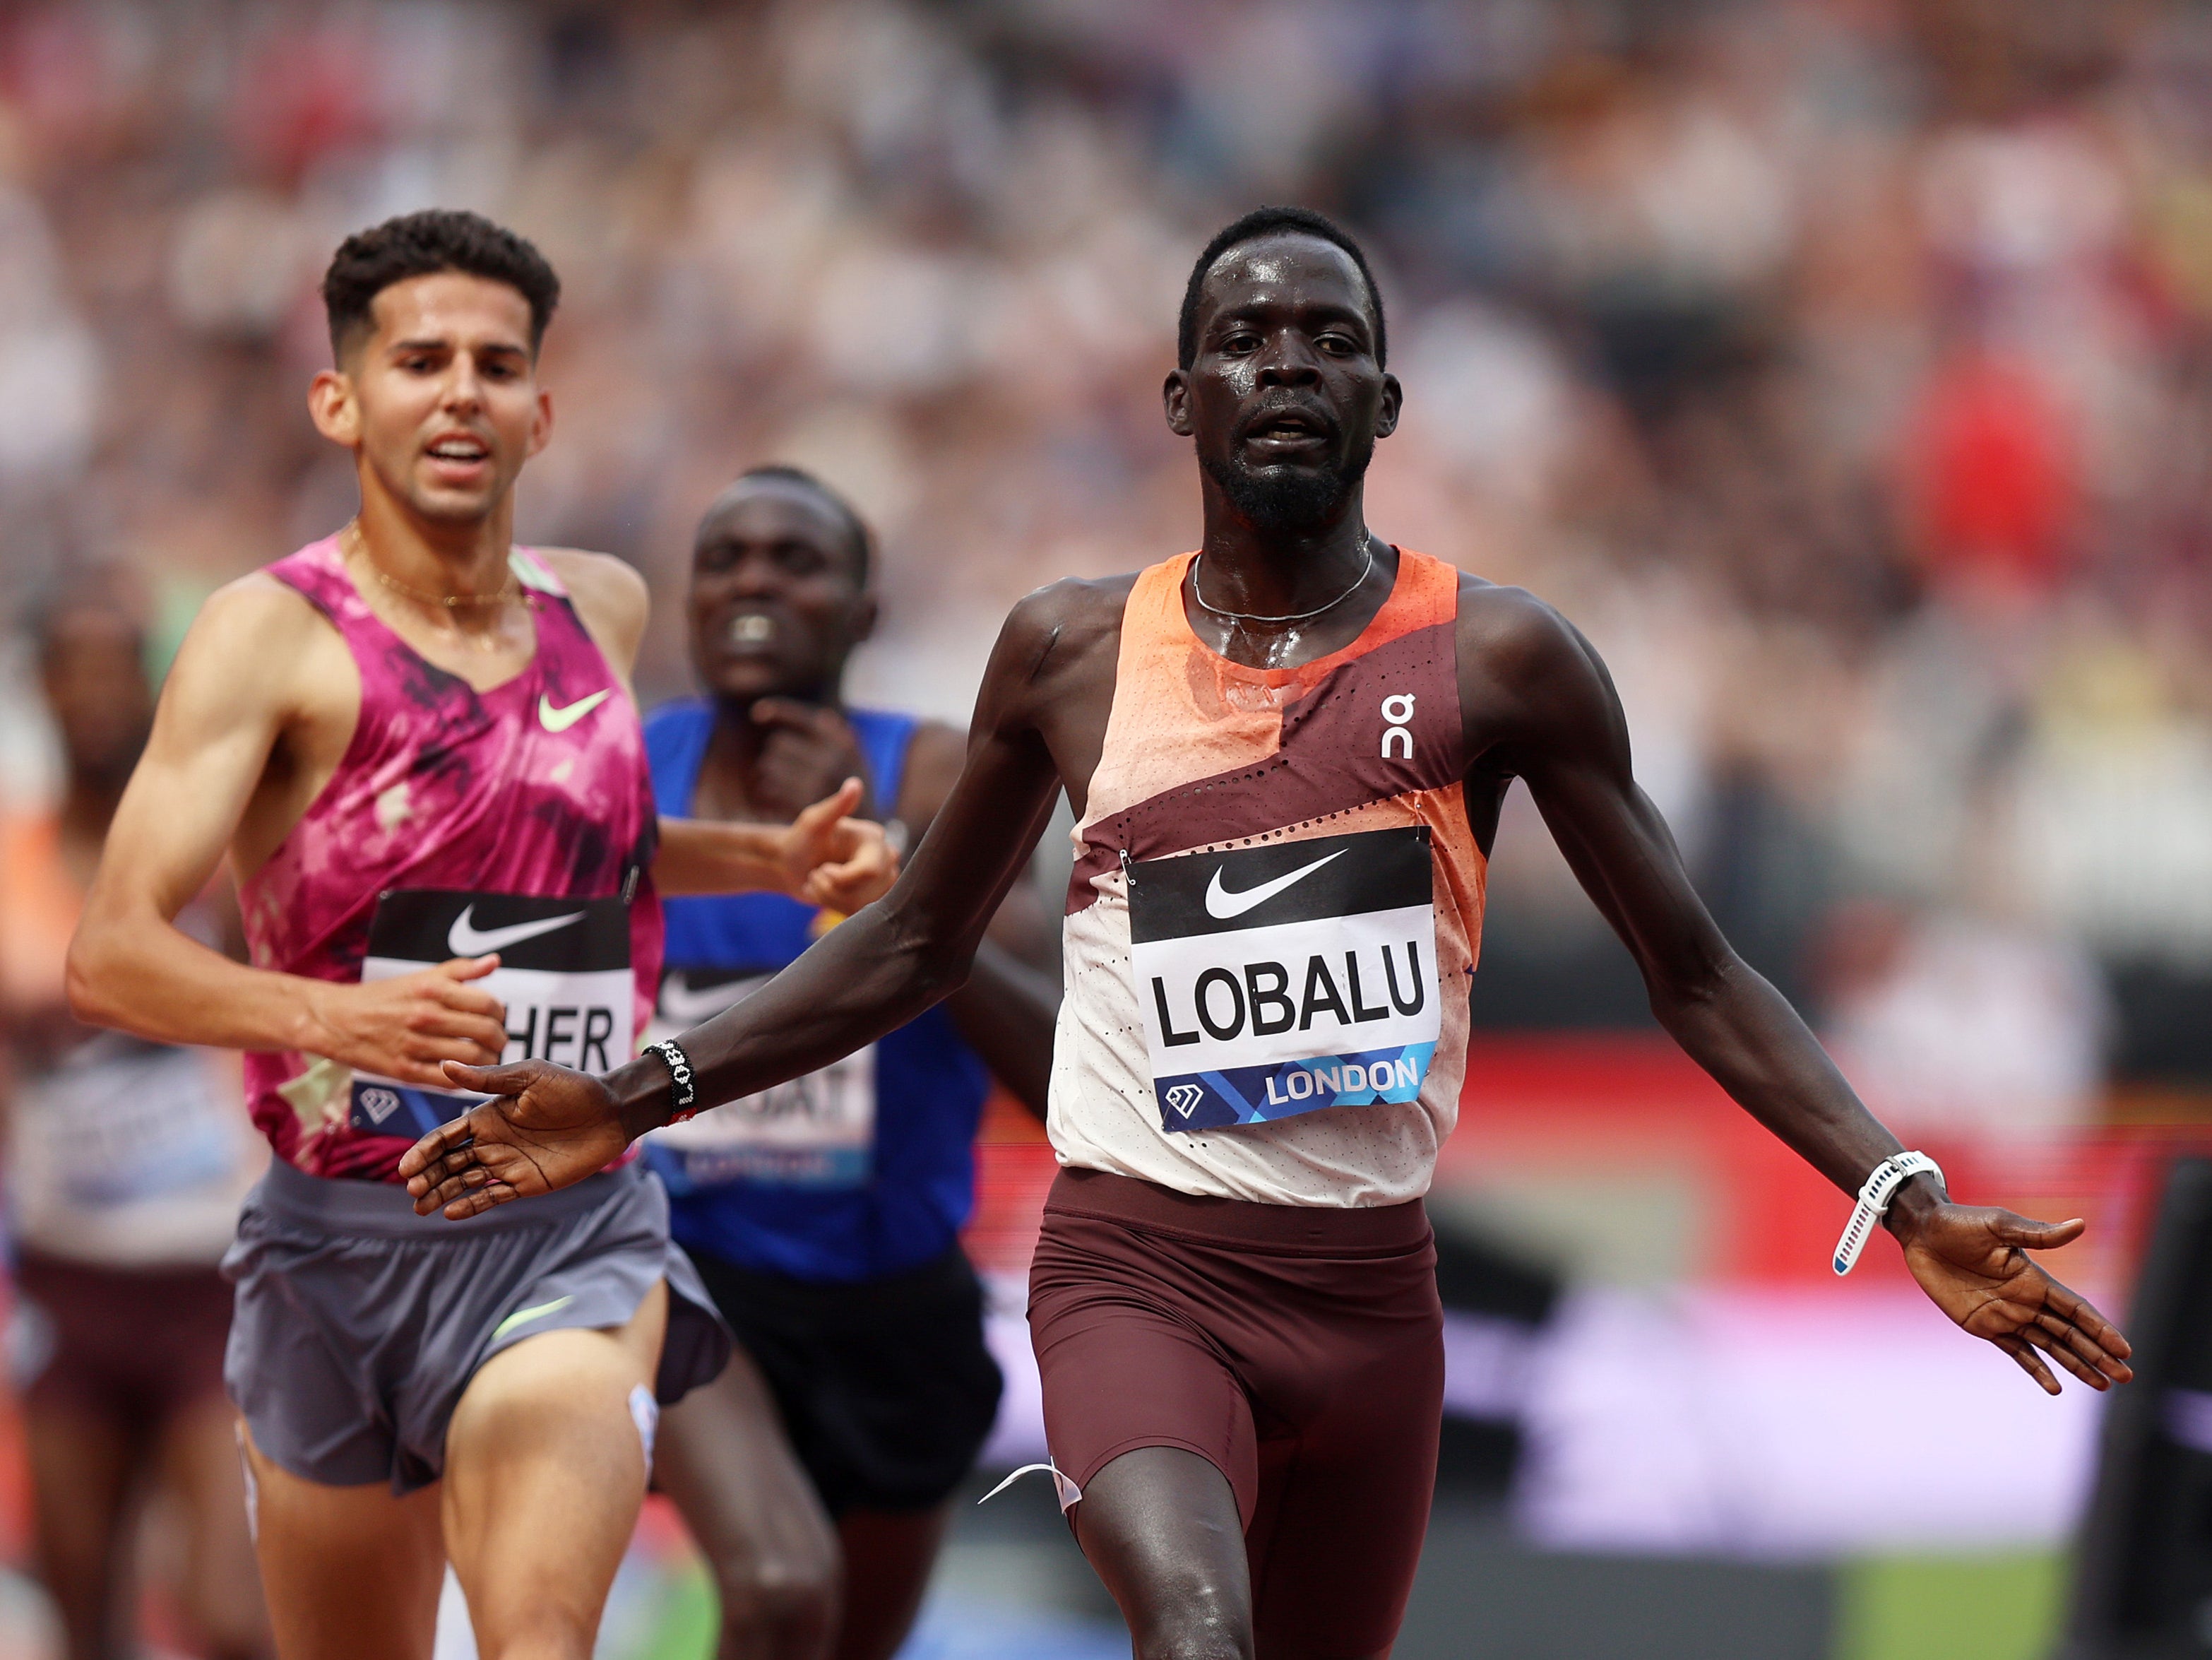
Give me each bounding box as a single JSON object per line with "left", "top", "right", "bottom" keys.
{"left": 4, "top": 580, "right": 268, "bottom": 1660}
{"left": 405, "top": 206, "right": 2134, "bottom": 1660}
{"left": 65, "top": 210, "right": 893, "bottom": 1660}
{"left": 643, "top": 466, "right": 1060, "bottom": 1660}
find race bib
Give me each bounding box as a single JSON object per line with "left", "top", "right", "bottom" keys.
{"left": 644, "top": 969, "right": 876, "bottom": 1189}
{"left": 1126, "top": 826, "right": 1440, "bottom": 1133}
{"left": 18, "top": 1038, "right": 238, "bottom": 1209}
{"left": 350, "top": 890, "right": 632, "bottom": 1139}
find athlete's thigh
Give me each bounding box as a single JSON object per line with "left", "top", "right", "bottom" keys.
{"left": 833, "top": 1505, "right": 949, "bottom": 1660}
{"left": 160, "top": 1394, "right": 272, "bottom": 1657}
{"left": 242, "top": 1423, "right": 444, "bottom": 1660}
{"left": 1074, "top": 1446, "right": 1254, "bottom": 1660}
{"left": 20, "top": 1397, "right": 140, "bottom": 1660}
{"left": 654, "top": 1342, "right": 838, "bottom": 1659}
{"left": 440, "top": 1281, "right": 666, "bottom": 1656}
{"left": 1245, "top": 1334, "right": 1444, "bottom": 1659}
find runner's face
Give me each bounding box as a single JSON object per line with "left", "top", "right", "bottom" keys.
{"left": 688, "top": 482, "right": 874, "bottom": 704}
{"left": 1167, "top": 235, "right": 1398, "bottom": 533}
{"left": 41, "top": 609, "right": 151, "bottom": 789}
{"left": 341, "top": 274, "right": 549, "bottom": 525}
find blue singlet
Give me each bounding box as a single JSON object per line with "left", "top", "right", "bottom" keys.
{"left": 641, "top": 700, "right": 991, "bottom": 1283}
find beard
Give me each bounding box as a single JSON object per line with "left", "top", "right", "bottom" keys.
{"left": 1201, "top": 432, "right": 1374, "bottom": 535}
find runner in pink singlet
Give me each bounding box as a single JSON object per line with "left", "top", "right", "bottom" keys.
{"left": 66, "top": 211, "right": 896, "bottom": 1660}
{"left": 241, "top": 533, "right": 663, "bottom": 1181}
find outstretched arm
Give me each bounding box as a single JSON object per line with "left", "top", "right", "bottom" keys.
{"left": 403, "top": 593, "right": 1069, "bottom": 1214}
{"left": 1468, "top": 588, "right": 2131, "bottom": 1394}
{"left": 655, "top": 782, "right": 898, "bottom": 909}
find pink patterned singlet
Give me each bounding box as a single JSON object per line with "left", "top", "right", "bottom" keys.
{"left": 239, "top": 533, "right": 662, "bottom": 1182}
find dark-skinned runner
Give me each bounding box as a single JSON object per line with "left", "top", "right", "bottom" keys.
{"left": 645, "top": 465, "right": 1059, "bottom": 1660}
{"left": 402, "top": 206, "right": 2133, "bottom": 1660}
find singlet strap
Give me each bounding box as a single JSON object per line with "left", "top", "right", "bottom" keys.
{"left": 264, "top": 535, "right": 371, "bottom": 629}
{"left": 509, "top": 548, "right": 569, "bottom": 597}
{"left": 848, "top": 709, "right": 920, "bottom": 816}
{"left": 645, "top": 701, "right": 717, "bottom": 817}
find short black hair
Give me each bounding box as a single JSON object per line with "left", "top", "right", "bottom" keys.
{"left": 1177, "top": 206, "right": 1386, "bottom": 371}
{"left": 725, "top": 466, "right": 874, "bottom": 588}
{"left": 321, "top": 209, "right": 561, "bottom": 362}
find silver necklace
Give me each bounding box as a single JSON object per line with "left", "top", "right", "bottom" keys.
{"left": 1191, "top": 538, "right": 1376, "bottom": 625}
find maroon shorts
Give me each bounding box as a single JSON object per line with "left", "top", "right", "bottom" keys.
{"left": 11, "top": 1250, "right": 233, "bottom": 1423}
{"left": 1028, "top": 1167, "right": 1444, "bottom": 1656}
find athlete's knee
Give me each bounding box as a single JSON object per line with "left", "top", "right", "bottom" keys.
{"left": 475, "top": 1617, "right": 596, "bottom": 1660}
{"left": 1105, "top": 1550, "right": 1253, "bottom": 1660}
{"left": 1127, "top": 1582, "right": 1254, "bottom": 1660}
{"left": 181, "top": 1575, "right": 272, "bottom": 1660}
{"left": 712, "top": 1547, "right": 838, "bottom": 1660}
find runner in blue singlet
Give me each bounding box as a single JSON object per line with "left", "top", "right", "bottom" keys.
{"left": 646, "top": 466, "right": 1059, "bottom": 1660}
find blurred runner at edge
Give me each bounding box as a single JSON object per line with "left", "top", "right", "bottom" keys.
{"left": 645, "top": 468, "right": 1060, "bottom": 1660}
{"left": 1, "top": 579, "right": 271, "bottom": 1660}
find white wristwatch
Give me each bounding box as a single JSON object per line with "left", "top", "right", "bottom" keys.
{"left": 1833, "top": 1151, "right": 1944, "bottom": 1276}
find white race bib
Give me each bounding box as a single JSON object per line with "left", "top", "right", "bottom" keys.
{"left": 1126, "top": 826, "right": 1441, "bottom": 1132}
{"left": 350, "top": 890, "right": 633, "bottom": 1139}
{"left": 645, "top": 970, "right": 875, "bottom": 1189}
{"left": 16, "top": 1038, "right": 238, "bottom": 1209}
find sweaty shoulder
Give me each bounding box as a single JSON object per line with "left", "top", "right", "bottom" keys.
{"left": 1453, "top": 574, "right": 1623, "bottom": 766}
{"left": 535, "top": 547, "right": 648, "bottom": 677}
{"left": 1001, "top": 573, "right": 1136, "bottom": 685}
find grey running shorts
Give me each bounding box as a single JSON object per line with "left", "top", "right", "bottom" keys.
{"left": 223, "top": 1156, "right": 731, "bottom": 1493}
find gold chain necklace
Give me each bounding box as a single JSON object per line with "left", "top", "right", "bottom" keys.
{"left": 341, "top": 521, "right": 523, "bottom": 651}
{"left": 343, "top": 520, "right": 521, "bottom": 608}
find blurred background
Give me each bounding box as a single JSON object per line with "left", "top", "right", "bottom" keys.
{"left": 3, "top": 1, "right": 2212, "bottom": 1656}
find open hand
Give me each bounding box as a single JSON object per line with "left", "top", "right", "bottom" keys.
{"left": 778, "top": 778, "right": 898, "bottom": 911}
{"left": 306, "top": 956, "right": 508, "bottom": 1086}
{"left": 1898, "top": 1203, "right": 2133, "bottom": 1394}
{"left": 400, "top": 1057, "right": 625, "bottom": 1219}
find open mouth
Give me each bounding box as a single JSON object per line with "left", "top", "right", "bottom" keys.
{"left": 1242, "top": 410, "right": 1332, "bottom": 446}
{"left": 424, "top": 434, "right": 491, "bottom": 466}
{"left": 725, "top": 612, "right": 775, "bottom": 648}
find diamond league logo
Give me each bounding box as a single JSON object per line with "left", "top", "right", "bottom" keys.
{"left": 1163, "top": 1083, "right": 1205, "bottom": 1119}
{"left": 359, "top": 1087, "right": 403, "bottom": 1125}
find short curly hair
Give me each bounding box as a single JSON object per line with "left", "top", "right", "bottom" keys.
{"left": 321, "top": 209, "right": 561, "bottom": 362}
{"left": 1177, "top": 206, "right": 1386, "bottom": 372}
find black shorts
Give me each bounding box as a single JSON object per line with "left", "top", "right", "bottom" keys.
{"left": 690, "top": 1244, "right": 1003, "bottom": 1517}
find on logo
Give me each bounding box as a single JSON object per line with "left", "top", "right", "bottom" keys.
{"left": 1163, "top": 1083, "right": 1206, "bottom": 1118}
{"left": 1381, "top": 694, "right": 1415, "bottom": 760}
{"left": 359, "top": 1087, "right": 403, "bottom": 1125}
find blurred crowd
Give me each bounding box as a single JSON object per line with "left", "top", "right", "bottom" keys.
{"left": 1, "top": 0, "right": 2210, "bottom": 1136}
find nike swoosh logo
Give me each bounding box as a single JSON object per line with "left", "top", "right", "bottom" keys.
{"left": 448, "top": 905, "right": 587, "bottom": 957}
{"left": 493, "top": 1295, "right": 575, "bottom": 1340}
{"left": 539, "top": 689, "right": 612, "bottom": 733}
{"left": 1203, "top": 849, "right": 1348, "bottom": 920}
